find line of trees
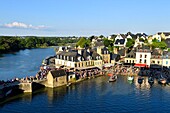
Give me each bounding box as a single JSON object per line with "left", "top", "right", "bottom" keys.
{"left": 0, "top": 36, "right": 78, "bottom": 54}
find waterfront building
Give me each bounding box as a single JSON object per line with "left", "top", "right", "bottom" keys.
{"left": 124, "top": 50, "right": 136, "bottom": 65}
{"left": 150, "top": 48, "right": 163, "bottom": 66}
{"left": 135, "top": 47, "right": 151, "bottom": 67}
{"left": 95, "top": 47, "right": 110, "bottom": 63}
{"left": 55, "top": 48, "right": 102, "bottom": 70}
{"left": 46, "top": 69, "right": 67, "bottom": 88}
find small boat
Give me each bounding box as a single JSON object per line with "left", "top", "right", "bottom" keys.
{"left": 108, "top": 75, "right": 117, "bottom": 82}
{"left": 138, "top": 77, "right": 144, "bottom": 84}
{"left": 148, "top": 77, "right": 154, "bottom": 84}
{"left": 128, "top": 76, "right": 134, "bottom": 81}
{"left": 158, "top": 78, "right": 166, "bottom": 85}
{"left": 158, "top": 74, "right": 167, "bottom": 85}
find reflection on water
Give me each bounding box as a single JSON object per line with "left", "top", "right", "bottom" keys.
{"left": 1, "top": 75, "right": 170, "bottom": 112}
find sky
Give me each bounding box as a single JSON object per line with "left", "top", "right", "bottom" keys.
{"left": 0, "top": 0, "right": 170, "bottom": 37}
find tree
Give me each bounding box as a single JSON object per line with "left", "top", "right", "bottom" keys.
{"left": 126, "top": 38, "right": 135, "bottom": 47}
{"left": 76, "top": 37, "right": 90, "bottom": 48}
{"left": 103, "top": 38, "right": 110, "bottom": 47}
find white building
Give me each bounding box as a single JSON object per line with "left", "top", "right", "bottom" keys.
{"left": 135, "top": 48, "right": 151, "bottom": 67}
{"left": 162, "top": 51, "right": 170, "bottom": 68}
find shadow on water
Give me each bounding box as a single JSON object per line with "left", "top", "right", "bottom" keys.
{"left": 0, "top": 85, "right": 68, "bottom": 107}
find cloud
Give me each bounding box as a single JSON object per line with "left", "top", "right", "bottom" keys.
{"left": 2, "top": 22, "right": 48, "bottom": 30}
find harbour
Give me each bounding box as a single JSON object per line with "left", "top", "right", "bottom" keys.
{"left": 1, "top": 47, "right": 170, "bottom": 112}
{"left": 1, "top": 75, "right": 170, "bottom": 112}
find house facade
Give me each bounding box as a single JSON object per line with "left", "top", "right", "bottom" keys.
{"left": 135, "top": 48, "right": 151, "bottom": 66}
{"left": 46, "top": 69, "right": 67, "bottom": 88}
{"left": 55, "top": 48, "right": 103, "bottom": 70}
{"left": 114, "top": 34, "right": 127, "bottom": 47}
{"left": 124, "top": 50, "right": 136, "bottom": 64}
{"left": 150, "top": 49, "right": 162, "bottom": 66}
{"left": 162, "top": 51, "right": 170, "bottom": 68}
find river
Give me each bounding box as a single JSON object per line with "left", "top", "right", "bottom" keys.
{"left": 1, "top": 48, "right": 170, "bottom": 112}
{"left": 0, "top": 48, "right": 55, "bottom": 81}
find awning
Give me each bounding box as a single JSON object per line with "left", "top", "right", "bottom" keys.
{"left": 134, "top": 63, "right": 147, "bottom": 67}
{"left": 76, "top": 66, "right": 100, "bottom": 70}
{"left": 103, "top": 63, "right": 113, "bottom": 67}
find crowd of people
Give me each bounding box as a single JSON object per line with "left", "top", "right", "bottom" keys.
{"left": 75, "top": 68, "right": 102, "bottom": 80}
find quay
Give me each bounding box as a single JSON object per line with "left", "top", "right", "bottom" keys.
{"left": 0, "top": 65, "right": 104, "bottom": 102}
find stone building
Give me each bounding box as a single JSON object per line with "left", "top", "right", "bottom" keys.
{"left": 46, "top": 69, "right": 67, "bottom": 88}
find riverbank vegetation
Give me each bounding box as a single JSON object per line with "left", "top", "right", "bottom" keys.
{"left": 0, "top": 36, "right": 78, "bottom": 54}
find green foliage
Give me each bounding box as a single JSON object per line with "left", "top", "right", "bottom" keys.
{"left": 76, "top": 37, "right": 91, "bottom": 48}
{"left": 0, "top": 36, "right": 78, "bottom": 54}
{"left": 151, "top": 41, "right": 167, "bottom": 50}
{"left": 152, "top": 38, "right": 158, "bottom": 42}
{"left": 139, "top": 38, "right": 144, "bottom": 42}
{"left": 126, "top": 38, "right": 135, "bottom": 47}
{"left": 103, "top": 38, "right": 110, "bottom": 47}
{"left": 108, "top": 45, "right": 114, "bottom": 53}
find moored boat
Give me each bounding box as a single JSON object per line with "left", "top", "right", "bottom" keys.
{"left": 148, "top": 77, "right": 154, "bottom": 84}
{"left": 108, "top": 75, "right": 117, "bottom": 82}
{"left": 138, "top": 77, "right": 144, "bottom": 84}
{"left": 128, "top": 76, "right": 134, "bottom": 81}
{"left": 158, "top": 78, "right": 167, "bottom": 85}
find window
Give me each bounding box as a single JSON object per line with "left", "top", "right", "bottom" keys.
{"left": 127, "top": 60, "right": 128, "bottom": 63}
{"left": 140, "top": 54, "right": 142, "bottom": 58}
{"left": 133, "top": 60, "right": 134, "bottom": 63}
{"left": 144, "top": 59, "right": 146, "bottom": 63}
{"left": 145, "top": 55, "right": 147, "bottom": 58}
{"left": 158, "top": 61, "right": 160, "bottom": 64}
{"left": 140, "top": 59, "right": 142, "bottom": 63}
{"left": 166, "top": 61, "right": 168, "bottom": 65}
{"left": 152, "top": 61, "right": 155, "bottom": 63}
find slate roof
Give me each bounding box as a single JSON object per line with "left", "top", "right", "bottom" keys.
{"left": 136, "top": 33, "right": 148, "bottom": 37}
{"left": 57, "top": 51, "right": 78, "bottom": 57}
{"left": 120, "top": 34, "right": 126, "bottom": 39}
{"left": 94, "top": 41, "right": 104, "bottom": 47}
{"left": 91, "top": 51, "right": 101, "bottom": 60}
{"left": 151, "top": 49, "right": 162, "bottom": 55}
{"left": 118, "top": 49, "right": 125, "bottom": 56}
{"left": 125, "top": 50, "right": 136, "bottom": 58}
{"left": 115, "top": 39, "right": 125, "bottom": 45}
{"left": 101, "top": 47, "right": 110, "bottom": 54}
{"left": 82, "top": 50, "right": 90, "bottom": 60}
{"left": 165, "top": 38, "right": 170, "bottom": 48}
{"left": 158, "top": 32, "right": 170, "bottom": 36}
{"left": 110, "top": 53, "right": 120, "bottom": 61}
{"left": 50, "top": 69, "right": 66, "bottom": 78}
